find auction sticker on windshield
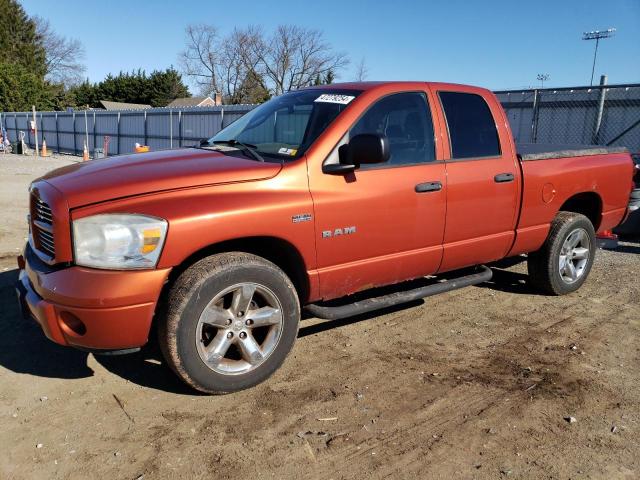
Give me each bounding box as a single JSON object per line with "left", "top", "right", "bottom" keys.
{"left": 278, "top": 147, "right": 298, "bottom": 156}
{"left": 314, "top": 94, "right": 355, "bottom": 105}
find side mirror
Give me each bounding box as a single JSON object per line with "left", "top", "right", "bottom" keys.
{"left": 322, "top": 133, "right": 390, "bottom": 175}
{"left": 346, "top": 133, "right": 390, "bottom": 167}
{"left": 199, "top": 138, "right": 210, "bottom": 147}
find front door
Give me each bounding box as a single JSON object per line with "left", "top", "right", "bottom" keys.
{"left": 309, "top": 91, "right": 447, "bottom": 300}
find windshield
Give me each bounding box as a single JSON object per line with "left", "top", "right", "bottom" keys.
{"left": 210, "top": 89, "right": 361, "bottom": 160}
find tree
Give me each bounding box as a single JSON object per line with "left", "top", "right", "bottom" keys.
{"left": 179, "top": 24, "right": 222, "bottom": 97}
{"left": 236, "top": 68, "right": 271, "bottom": 104}
{"left": 0, "top": 62, "right": 54, "bottom": 111}
{"left": 0, "top": 0, "right": 46, "bottom": 76}
{"left": 0, "top": 0, "right": 55, "bottom": 111}
{"left": 324, "top": 69, "right": 335, "bottom": 85}
{"left": 178, "top": 25, "right": 263, "bottom": 104}
{"left": 148, "top": 68, "right": 190, "bottom": 107}
{"left": 33, "top": 15, "right": 86, "bottom": 87}
{"left": 248, "top": 25, "right": 348, "bottom": 95}
{"left": 179, "top": 24, "right": 349, "bottom": 102}
{"left": 354, "top": 57, "right": 368, "bottom": 82}
{"left": 69, "top": 79, "right": 99, "bottom": 108}
{"left": 67, "top": 69, "right": 191, "bottom": 108}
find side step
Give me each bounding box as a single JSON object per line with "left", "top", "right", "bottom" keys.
{"left": 305, "top": 265, "right": 492, "bottom": 321}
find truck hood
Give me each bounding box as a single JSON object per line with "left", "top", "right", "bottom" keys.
{"left": 39, "top": 148, "right": 282, "bottom": 208}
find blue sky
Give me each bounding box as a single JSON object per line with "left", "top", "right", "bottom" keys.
{"left": 21, "top": 0, "right": 640, "bottom": 91}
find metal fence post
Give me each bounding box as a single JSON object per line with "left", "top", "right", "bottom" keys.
{"left": 39, "top": 112, "right": 44, "bottom": 151}
{"left": 55, "top": 112, "right": 60, "bottom": 153}
{"left": 93, "top": 111, "right": 97, "bottom": 155}
{"left": 116, "top": 112, "right": 121, "bottom": 155}
{"left": 530, "top": 89, "right": 540, "bottom": 143}
{"left": 144, "top": 110, "right": 148, "bottom": 146}
{"left": 72, "top": 112, "right": 77, "bottom": 155}
{"left": 169, "top": 110, "right": 173, "bottom": 148}
{"left": 26, "top": 113, "right": 31, "bottom": 148}
{"left": 593, "top": 75, "right": 608, "bottom": 144}
{"left": 178, "top": 110, "right": 183, "bottom": 147}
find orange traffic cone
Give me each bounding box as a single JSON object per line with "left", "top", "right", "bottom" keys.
{"left": 41, "top": 138, "right": 48, "bottom": 157}
{"left": 82, "top": 142, "right": 89, "bottom": 161}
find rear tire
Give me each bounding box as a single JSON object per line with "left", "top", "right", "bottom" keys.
{"left": 527, "top": 212, "right": 596, "bottom": 295}
{"left": 158, "top": 252, "right": 300, "bottom": 394}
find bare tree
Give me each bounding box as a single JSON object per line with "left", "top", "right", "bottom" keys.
{"left": 218, "top": 28, "right": 266, "bottom": 103}
{"left": 354, "top": 57, "right": 369, "bottom": 82}
{"left": 34, "top": 16, "right": 86, "bottom": 87}
{"left": 179, "top": 24, "right": 222, "bottom": 97}
{"left": 179, "top": 24, "right": 348, "bottom": 102}
{"left": 179, "top": 25, "right": 266, "bottom": 103}
{"left": 247, "top": 25, "right": 349, "bottom": 95}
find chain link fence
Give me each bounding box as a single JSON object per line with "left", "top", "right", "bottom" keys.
{"left": 2, "top": 83, "right": 639, "bottom": 158}
{"left": 495, "top": 83, "right": 640, "bottom": 157}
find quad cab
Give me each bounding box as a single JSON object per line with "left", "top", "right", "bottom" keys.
{"left": 16, "top": 82, "right": 635, "bottom": 393}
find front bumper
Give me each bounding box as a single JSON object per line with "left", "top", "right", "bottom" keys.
{"left": 15, "top": 244, "right": 171, "bottom": 350}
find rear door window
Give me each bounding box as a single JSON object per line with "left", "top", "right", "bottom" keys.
{"left": 439, "top": 92, "right": 501, "bottom": 159}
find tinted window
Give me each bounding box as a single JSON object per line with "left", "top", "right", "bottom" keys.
{"left": 350, "top": 92, "right": 435, "bottom": 167}
{"left": 439, "top": 92, "right": 501, "bottom": 159}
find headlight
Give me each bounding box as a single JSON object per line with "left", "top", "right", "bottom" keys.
{"left": 73, "top": 214, "right": 168, "bottom": 269}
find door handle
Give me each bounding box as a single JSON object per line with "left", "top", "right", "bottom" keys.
{"left": 415, "top": 181, "right": 442, "bottom": 193}
{"left": 494, "top": 173, "right": 515, "bottom": 183}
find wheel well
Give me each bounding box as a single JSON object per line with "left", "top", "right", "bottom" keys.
{"left": 559, "top": 192, "right": 602, "bottom": 230}
{"left": 167, "top": 237, "right": 310, "bottom": 304}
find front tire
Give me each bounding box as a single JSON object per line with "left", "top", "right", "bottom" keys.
{"left": 527, "top": 212, "right": 596, "bottom": 295}
{"left": 158, "top": 252, "right": 300, "bottom": 394}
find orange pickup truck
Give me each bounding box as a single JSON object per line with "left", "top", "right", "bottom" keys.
{"left": 16, "top": 82, "right": 634, "bottom": 393}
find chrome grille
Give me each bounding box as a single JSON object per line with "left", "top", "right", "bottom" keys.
{"left": 30, "top": 195, "right": 55, "bottom": 258}
{"left": 34, "top": 197, "right": 53, "bottom": 224}
{"left": 38, "top": 229, "right": 55, "bottom": 257}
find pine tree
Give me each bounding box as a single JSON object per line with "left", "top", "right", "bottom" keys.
{"left": 148, "top": 68, "right": 190, "bottom": 107}
{"left": 0, "top": 62, "right": 53, "bottom": 111}
{"left": 0, "top": 0, "right": 47, "bottom": 75}
{"left": 0, "top": 0, "right": 54, "bottom": 110}
{"left": 324, "top": 70, "right": 335, "bottom": 85}
{"left": 67, "top": 69, "right": 191, "bottom": 109}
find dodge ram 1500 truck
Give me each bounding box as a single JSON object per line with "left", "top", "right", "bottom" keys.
{"left": 16, "top": 82, "right": 634, "bottom": 393}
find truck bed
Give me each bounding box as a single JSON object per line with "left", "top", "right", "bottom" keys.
{"left": 517, "top": 143, "right": 628, "bottom": 161}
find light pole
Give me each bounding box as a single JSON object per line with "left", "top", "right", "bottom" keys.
{"left": 582, "top": 28, "right": 616, "bottom": 86}
{"left": 536, "top": 74, "right": 550, "bottom": 88}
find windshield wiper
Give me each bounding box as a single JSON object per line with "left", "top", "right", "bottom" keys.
{"left": 212, "top": 139, "right": 265, "bottom": 162}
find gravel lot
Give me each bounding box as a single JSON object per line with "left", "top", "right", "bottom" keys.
{"left": 0, "top": 152, "right": 639, "bottom": 479}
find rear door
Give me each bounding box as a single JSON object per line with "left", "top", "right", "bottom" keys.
{"left": 309, "top": 90, "right": 447, "bottom": 300}
{"left": 432, "top": 86, "right": 520, "bottom": 272}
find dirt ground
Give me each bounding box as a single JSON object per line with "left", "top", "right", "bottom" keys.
{"left": 0, "top": 153, "right": 639, "bottom": 479}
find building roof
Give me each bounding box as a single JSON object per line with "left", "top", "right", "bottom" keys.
{"left": 167, "top": 96, "right": 215, "bottom": 107}
{"left": 100, "top": 100, "right": 151, "bottom": 110}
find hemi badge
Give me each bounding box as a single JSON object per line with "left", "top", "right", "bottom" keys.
{"left": 292, "top": 213, "right": 312, "bottom": 223}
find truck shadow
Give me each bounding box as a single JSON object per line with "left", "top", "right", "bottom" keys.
{"left": 615, "top": 237, "right": 640, "bottom": 254}
{"left": 475, "top": 268, "right": 540, "bottom": 296}
{"left": 0, "top": 259, "right": 540, "bottom": 395}
{"left": 0, "top": 268, "right": 93, "bottom": 380}
{"left": 0, "top": 267, "right": 197, "bottom": 395}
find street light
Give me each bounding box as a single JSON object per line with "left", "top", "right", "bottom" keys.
{"left": 537, "top": 74, "right": 550, "bottom": 88}
{"left": 582, "top": 28, "right": 616, "bottom": 86}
